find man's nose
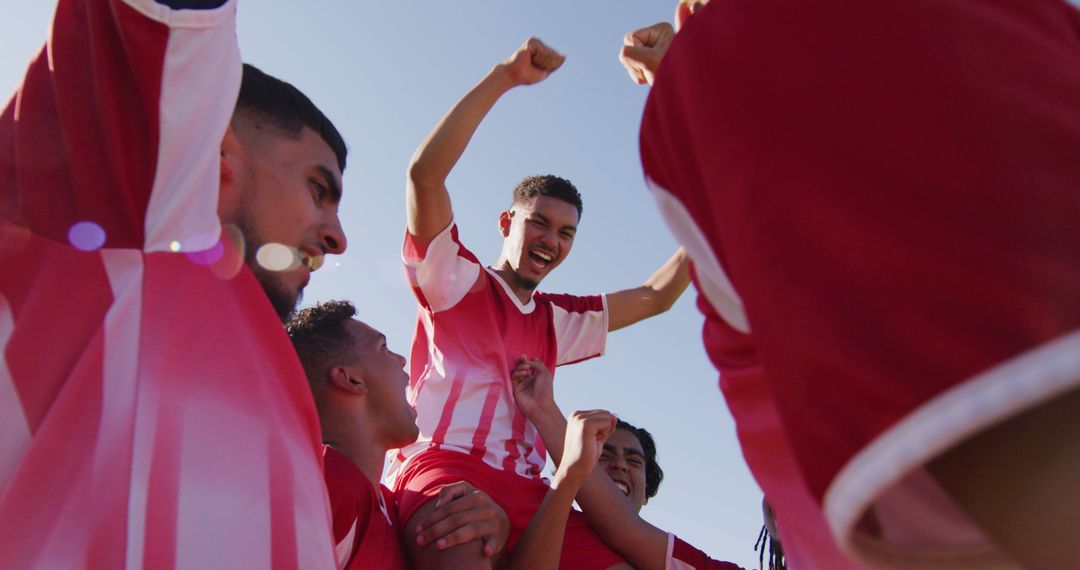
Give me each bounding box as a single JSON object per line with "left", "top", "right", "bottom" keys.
{"left": 320, "top": 213, "right": 347, "bottom": 254}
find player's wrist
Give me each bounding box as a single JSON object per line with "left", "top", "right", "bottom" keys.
{"left": 488, "top": 64, "right": 521, "bottom": 90}
{"left": 552, "top": 463, "right": 588, "bottom": 491}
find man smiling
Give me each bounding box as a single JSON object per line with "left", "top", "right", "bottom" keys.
{"left": 1, "top": 1, "right": 348, "bottom": 567}
{"left": 510, "top": 357, "right": 745, "bottom": 570}
{"left": 389, "top": 37, "right": 690, "bottom": 569}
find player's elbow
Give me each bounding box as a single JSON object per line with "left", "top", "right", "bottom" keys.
{"left": 407, "top": 157, "right": 439, "bottom": 190}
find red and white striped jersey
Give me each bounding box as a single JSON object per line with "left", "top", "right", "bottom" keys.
{"left": 386, "top": 223, "right": 607, "bottom": 483}
{"left": 0, "top": 1, "right": 335, "bottom": 568}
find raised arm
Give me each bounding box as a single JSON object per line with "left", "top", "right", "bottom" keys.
{"left": 606, "top": 247, "right": 691, "bottom": 332}
{"left": 504, "top": 409, "right": 617, "bottom": 570}
{"left": 406, "top": 38, "right": 565, "bottom": 243}
{"left": 510, "top": 358, "right": 670, "bottom": 570}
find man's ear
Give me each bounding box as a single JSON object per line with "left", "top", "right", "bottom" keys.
{"left": 218, "top": 123, "right": 242, "bottom": 217}
{"left": 498, "top": 210, "right": 513, "bottom": 237}
{"left": 330, "top": 365, "right": 366, "bottom": 395}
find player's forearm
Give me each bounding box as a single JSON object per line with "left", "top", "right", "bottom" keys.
{"left": 575, "top": 470, "right": 670, "bottom": 570}
{"left": 644, "top": 247, "right": 691, "bottom": 312}
{"left": 407, "top": 66, "right": 516, "bottom": 190}
{"left": 503, "top": 473, "right": 580, "bottom": 570}
{"left": 527, "top": 403, "right": 569, "bottom": 466}
{"left": 607, "top": 247, "right": 691, "bottom": 331}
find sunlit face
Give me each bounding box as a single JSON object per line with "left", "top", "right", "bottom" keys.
{"left": 344, "top": 320, "right": 418, "bottom": 449}
{"left": 229, "top": 126, "right": 347, "bottom": 320}
{"left": 499, "top": 195, "right": 578, "bottom": 291}
{"left": 599, "top": 428, "right": 649, "bottom": 513}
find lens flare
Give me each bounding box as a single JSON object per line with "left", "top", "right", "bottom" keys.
{"left": 169, "top": 241, "right": 182, "bottom": 252}
{"left": 255, "top": 243, "right": 299, "bottom": 272}
{"left": 68, "top": 221, "right": 106, "bottom": 251}
{"left": 185, "top": 240, "right": 225, "bottom": 265}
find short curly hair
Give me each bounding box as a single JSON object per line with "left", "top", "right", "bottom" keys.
{"left": 285, "top": 300, "right": 357, "bottom": 384}
{"left": 616, "top": 418, "right": 664, "bottom": 499}
{"left": 512, "top": 175, "right": 583, "bottom": 219}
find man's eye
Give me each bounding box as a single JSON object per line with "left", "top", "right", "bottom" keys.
{"left": 311, "top": 180, "right": 327, "bottom": 200}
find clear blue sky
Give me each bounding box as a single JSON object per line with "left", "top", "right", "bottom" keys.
{"left": 1, "top": 2, "right": 765, "bottom": 566}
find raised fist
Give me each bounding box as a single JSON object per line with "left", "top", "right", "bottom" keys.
{"left": 501, "top": 37, "right": 566, "bottom": 86}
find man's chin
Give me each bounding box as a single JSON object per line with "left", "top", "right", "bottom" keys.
{"left": 511, "top": 270, "right": 541, "bottom": 292}
{"left": 252, "top": 269, "right": 302, "bottom": 322}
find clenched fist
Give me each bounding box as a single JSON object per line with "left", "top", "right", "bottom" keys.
{"left": 499, "top": 37, "right": 566, "bottom": 87}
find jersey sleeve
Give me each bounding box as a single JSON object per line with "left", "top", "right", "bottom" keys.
{"left": 666, "top": 534, "right": 745, "bottom": 570}
{"left": 403, "top": 222, "right": 482, "bottom": 313}
{"left": 1, "top": 0, "right": 239, "bottom": 253}
{"left": 545, "top": 293, "right": 608, "bottom": 366}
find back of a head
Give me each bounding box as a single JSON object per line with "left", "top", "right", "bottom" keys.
{"left": 512, "top": 175, "right": 583, "bottom": 219}
{"left": 286, "top": 300, "right": 357, "bottom": 387}
{"left": 616, "top": 418, "right": 664, "bottom": 499}
{"left": 235, "top": 63, "right": 348, "bottom": 172}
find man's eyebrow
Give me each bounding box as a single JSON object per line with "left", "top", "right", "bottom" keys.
{"left": 315, "top": 165, "right": 342, "bottom": 204}
{"left": 601, "top": 443, "right": 645, "bottom": 457}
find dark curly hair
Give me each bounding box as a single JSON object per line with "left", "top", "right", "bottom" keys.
{"left": 616, "top": 418, "right": 664, "bottom": 499}
{"left": 512, "top": 175, "right": 583, "bottom": 219}
{"left": 285, "top": 300, "right": 357, "bottom": 384}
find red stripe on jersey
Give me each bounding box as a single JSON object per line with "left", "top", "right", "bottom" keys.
{"left": 430, "top": 372, "right": 466, "bottom": 447}
{"left": 471, "top": 378, "right": 503, "bottom": 462}
{"left": 14, "top": 0, "right": 167, "bottom": 247}
{"left": 502, "top": 399, "right": 528, "bottom": 474}
{"left": 2, "top": 234, "right": 113, "bottom": 433}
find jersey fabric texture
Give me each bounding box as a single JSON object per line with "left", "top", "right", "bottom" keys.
{"left": 387, "top": 221, "right": 607, "bottom": 482}
{"left": 666, "top": 534, "right": 744, "bottom": 570}
{"left": 640, "top": 1, "right": 1080, "bottom": 568}
{"left": 323, "top": 446, "right": 407, "bottom": 570}
{"left": 0, "top": 1, "right": 335, "bottom": 567}
{"left": 394, "top": 449, "right": 625, "bottom": 569}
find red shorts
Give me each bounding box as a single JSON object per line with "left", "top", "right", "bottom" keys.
{"left": 394, "top": 449, "right": 625, "bottom": 569}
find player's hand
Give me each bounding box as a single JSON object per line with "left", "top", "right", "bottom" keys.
{"left": 619, "top": 22, "right": 675, "bottom": 86}
{"left": 555, "top": 410, "right": 617, "bottom": 487}
{"left": 499, "top": 38, "right": 566, "bottom": 87}
{"left": 415, "top": 481, "right": 510, "bottom": 557}
{"left": 510, "top": 355, "right": 555, "bottom": 419}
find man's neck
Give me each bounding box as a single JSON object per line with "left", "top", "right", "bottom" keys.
{"left": 491, "top": 261, "right": 536, "bottom": 305}
{"left": 324, "top": 429, "right": 385, "bottom": 484}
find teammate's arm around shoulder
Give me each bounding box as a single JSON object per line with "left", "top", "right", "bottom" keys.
{"left": 406, "top": 38, "right": 566, "bottom": 244}
{"left": 606, "top": 247, "right": 691, "bottom": 331}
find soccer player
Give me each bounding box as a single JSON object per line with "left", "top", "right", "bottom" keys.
{"left": 389, "top": 37, "right": 690, "bottom": 568}
{"left": 2, "top": 1, "right": 348, "bottom": 566}
{"left": 287, "top": 300, "right": 513, "bottom": 569}
{"left": 511, "top": 357, "right": 747, "bottom": 570}
{"left": 629, "top": 1, "right": 1080, "bottom": 568}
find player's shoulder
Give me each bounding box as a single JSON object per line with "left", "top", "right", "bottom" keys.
{"left": 670, "top": 534, "right": 745, "bottom": 570}
{"left": 536, "top": 291, "right": 605, "bottom": 314}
